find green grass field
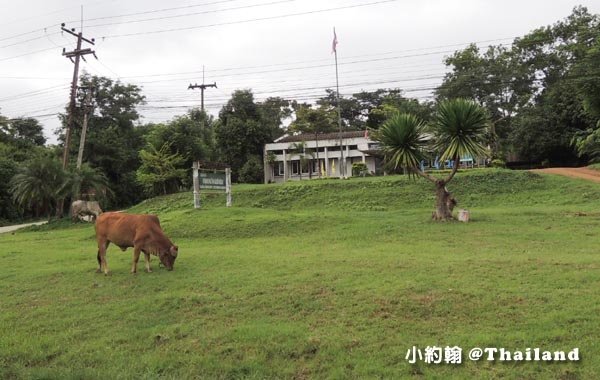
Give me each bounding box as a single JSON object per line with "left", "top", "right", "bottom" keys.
{"left": 1, "top": 169, "right": 599, "bottom": 379}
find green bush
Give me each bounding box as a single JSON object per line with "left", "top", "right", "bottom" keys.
{"left": 490, "top": 159, "right": 506, "bottom": 168}
{"left": 238, "top": 155, "right": 264, "bottom": 183}
{"left": 352, "top": 162, "right": 368, "bottom": 177}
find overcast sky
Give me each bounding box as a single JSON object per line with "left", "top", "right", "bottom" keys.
{"left": 1, "top": 0, "right": 598, "bottom": 144}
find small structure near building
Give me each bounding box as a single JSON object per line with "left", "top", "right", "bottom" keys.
{"left": 263, "top": 131, "right": 382, "bottom": 183}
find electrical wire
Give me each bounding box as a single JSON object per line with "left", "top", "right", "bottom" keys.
{"left": 84, "top": 0, "right": 297, "bottom": 29}
{"left": 99, "top": 0, "right": 400, "bottom": 38}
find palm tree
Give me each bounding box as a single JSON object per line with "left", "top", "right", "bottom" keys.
{"left": 59, "top": 163, "right": 113, "bottom": 202}
{"left": 288, "top": 142, "right": 315, "bottom": 180}
{"left": 9, "top": 157, "right": 65, "bottom": 218}
{"left": 376, "top": 99, "right": 489, "bottom": 220}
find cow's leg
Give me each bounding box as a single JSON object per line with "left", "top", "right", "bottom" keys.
{"left": 97, "top": 239, "right": 110, "bottom": 275}
{"left": 131, "top": 246, "right": 141, "bottom": 274}
{"left": 144, "top": 252, "right": 152, "bottom": 273}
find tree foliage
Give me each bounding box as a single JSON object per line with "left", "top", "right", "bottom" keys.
{"left": 136, "top": 142, "right": 187, "bottom": 196}
{"left": 59, "top": 164, "right": 112, "bottom": 202}
{"left": 375, "top": 99, "right": 490, "bottom": 220}
{"left": 215, "top": 90, "right": 285, "bottom": 181}
{"left": 9, "top": 157, "right": 65, "bottom": 218}
{"left": 437, "top": 6, "right": 599, "bottom": 164}
{"left": 63, "top": 74, "right": 147, "bottom": 208}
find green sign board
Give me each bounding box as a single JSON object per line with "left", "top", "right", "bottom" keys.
{"left": 199, "top": 172, "right": 226, "bottom": 190}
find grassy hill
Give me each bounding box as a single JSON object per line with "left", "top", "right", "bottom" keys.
{"left": 1, "top": 169, "right": 599, "bottom": 379}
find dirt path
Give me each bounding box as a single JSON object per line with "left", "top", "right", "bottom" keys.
{"left": 0, "top": 221, "right": 47, "bottom": 234}
{"left": 530, "top": 167, "right": 600, "bottom": 183}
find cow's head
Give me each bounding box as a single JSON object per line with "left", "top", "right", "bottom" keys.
{"left": 159, "top": 245, "right": 178, "bottom": 271}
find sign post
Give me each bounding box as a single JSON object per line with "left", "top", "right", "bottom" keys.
{"left": 192, "top": 161, "right": 232, "bottom": 208}
{"left": 192, "top": 161, "right": 201, "bottom": 209}
{"left": 225, "top": 167, "right": 232, "bottom": 207}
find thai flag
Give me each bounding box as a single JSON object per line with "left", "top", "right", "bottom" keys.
{"left": 332, "top": 27, "right": 338, "bottom": 54}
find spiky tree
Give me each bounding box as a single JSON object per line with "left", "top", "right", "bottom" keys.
{"left": 9, "top": 157, "right": 66, "bottom": 218}
{"left": 59, "top": 164, "right": 113, "bottom": 202}
{"left": 376, "top": 99, "right": 489, "bottom": 220}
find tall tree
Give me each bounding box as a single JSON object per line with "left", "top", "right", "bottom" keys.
{"left": 60, "top": 74, "right": 147, "bottom": 208}
{"left": 136, "top": 142, "right": 187, "bottom": 196}
{"left": 258, "top": 97, "right": 292, "bottom": 140}
{"left": 0, "top": 117, "right": 46, "bottom": 147}
{"left": 375, "top": 99, "right": 489, "bottom": 220}
{"left": 215, "top": 90, "right": 274, "bottom": 181}
{"left": 316, "top": 89, "right": 364, "bottom": 130}
{"left": 145, "top": 109, "right": 217, "bottom": 188}
{"left": 508, "top": 6, "right": 599, "bottom": 164}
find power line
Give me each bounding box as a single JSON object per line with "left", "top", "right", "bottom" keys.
{"left": 0, "top": 84, "right": 70, "bottom": 102}
{"left": 67, "top": 0, "right": 243, "bottom": 24}
{"left": 0, "top": 46, "right": 58, "bottom": 62}
{"left": 100, "top": 0, "right": 400, "bottom": 38}
{"left": 84, "top": 0, "right": 297, "bottom": 29}
{"left": 0, "top": 32, "right": 61, "bottom": 49}
{"left": 109, "top": 37, "right": 516, "bottom": 81}
{"left": 0, "top": 26, "right": 59, "bottom": 43}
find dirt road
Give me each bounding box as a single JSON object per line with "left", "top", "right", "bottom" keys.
{"left": 530, "top": 167, "right": 600, "bottom": 183}
{"left": 0, "top": 221, "right": 47, "bottom": 234}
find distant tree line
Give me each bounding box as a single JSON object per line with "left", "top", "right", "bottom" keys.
{"left": 0, "top": 6, "right": 598, "bottom": 223}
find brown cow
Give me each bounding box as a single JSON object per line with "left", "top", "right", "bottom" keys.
{"left": 95, "top": 212, "right": 178, "bottom": 274}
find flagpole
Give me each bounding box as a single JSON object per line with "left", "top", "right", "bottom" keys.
{"left": 333, "top": 27, "right": 345, "bottom": 178}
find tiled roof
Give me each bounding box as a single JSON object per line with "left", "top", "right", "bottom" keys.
{"left": 276, "top": 131, "right": 367, "bottom": 143}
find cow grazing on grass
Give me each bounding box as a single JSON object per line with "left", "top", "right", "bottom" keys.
{"left": 72, "top": 200, "right": 102, "bottom": 222}
{"left": 94, "top": 212, "right": 178, "bottom": 274}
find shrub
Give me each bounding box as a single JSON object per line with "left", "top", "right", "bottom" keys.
{"left": 352, "top": 162, "right": 368, "bottom": 177}
{"left": 490, "top": 159, "right": 506, "bottom": 168}
{"left": 239, "top": 155, "right": 264, "bottom": 183}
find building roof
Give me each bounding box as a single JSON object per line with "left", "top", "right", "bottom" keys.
{"left": 275, "top": 130, "right": 368, "bottom": 143}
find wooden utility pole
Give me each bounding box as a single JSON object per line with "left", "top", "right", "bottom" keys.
{"left": 188, "top": 82, "right": 217, "bottom": 112}
{"left": 60, "top": 23, "right": 96, "bottom": 170}
{"left": 188, "top": 68, "right": 217, "bottom": 112}
{"left": 76, "top": 86, "right": 94, "bottom": 170}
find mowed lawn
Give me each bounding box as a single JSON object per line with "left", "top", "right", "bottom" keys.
{"left": 1, "top": 169, "right": 599, "bottom": 379}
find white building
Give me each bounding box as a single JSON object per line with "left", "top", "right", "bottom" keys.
{"left": 263, "top": 131, "right": 382, "bottom": 183}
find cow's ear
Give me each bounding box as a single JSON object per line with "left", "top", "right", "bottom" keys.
{"left": 170, "top": 245, "right": 178, "bottom": 257}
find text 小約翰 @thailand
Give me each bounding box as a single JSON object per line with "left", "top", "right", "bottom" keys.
{"left": 405, "top": 346, "right": 580, "bottom": 364}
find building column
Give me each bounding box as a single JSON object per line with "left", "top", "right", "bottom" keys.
{"left": 345, "top": 145, "right": 350, "bottom": 178}
{"left": 263, "top": 146, "right": 269, "bottom": 184}
{"left": 324, "top": 147, "right": 329, "bottom": 177}
{"left": 283, "top": 149, "right": 288, "bottom": 181}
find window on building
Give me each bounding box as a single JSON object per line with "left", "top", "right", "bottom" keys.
{"left": 273, "top": 161, "right": 284, "bottom": 176}
{"left": 301, "top": 159, "right": 310, "bottom": 174}
{"left": 314, "top": 159, "right": 325, "bottom": 173}
{"left": 291, "top": 160, "right": 300, "bottom": 175}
